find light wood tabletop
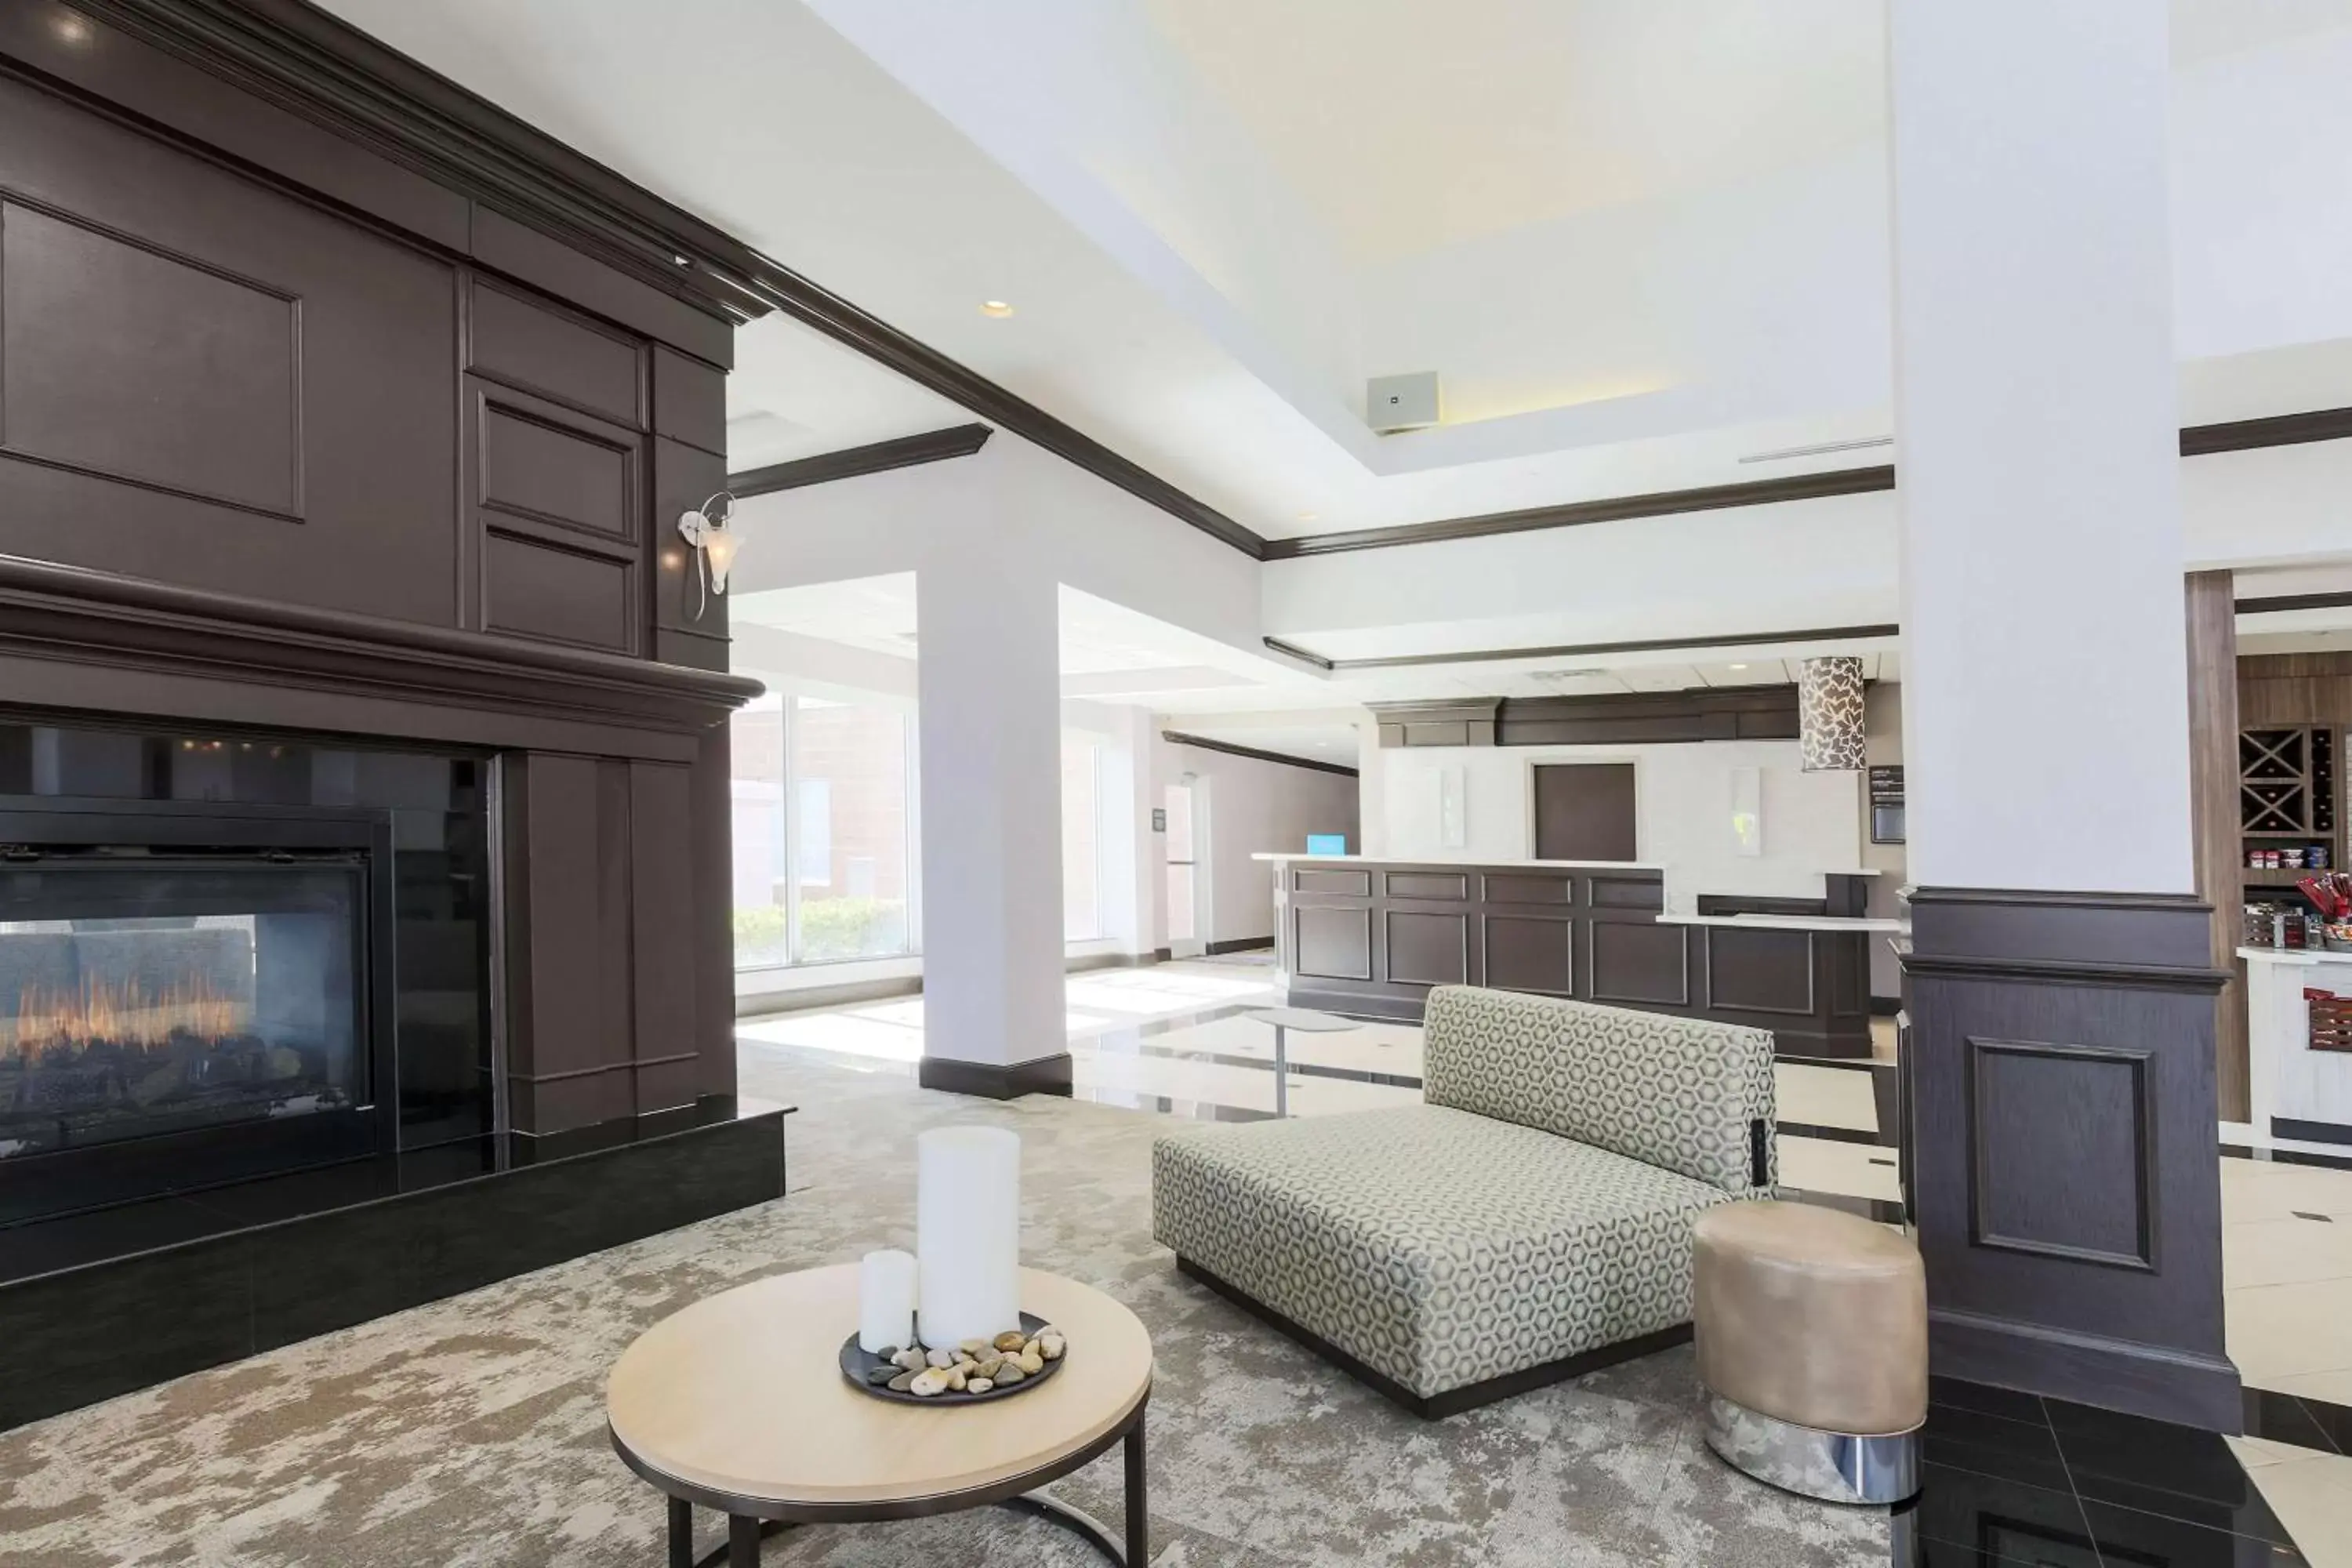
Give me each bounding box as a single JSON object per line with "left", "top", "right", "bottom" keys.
{"left": 607, "top": 1264, "right": 1153, "bottom": 1511}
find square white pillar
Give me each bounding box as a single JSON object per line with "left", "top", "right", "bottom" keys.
{"left": 914, "top": 536, "right": 1069, "bottom": 1093}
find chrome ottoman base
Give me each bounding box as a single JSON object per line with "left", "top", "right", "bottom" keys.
{"left": 1702, "top": 1392, "right": 1921, "bottom": 1505}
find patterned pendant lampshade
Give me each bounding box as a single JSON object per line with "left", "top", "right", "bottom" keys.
{"left": 1798, "top": 656, "right": 1867, "bottom": 771}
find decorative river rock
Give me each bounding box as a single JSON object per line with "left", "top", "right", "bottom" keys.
{"left": 837, "top": 1312, "right": 1067, "bottom": 1406}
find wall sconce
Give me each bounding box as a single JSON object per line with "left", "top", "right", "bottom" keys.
{"left": 1797, "top": 655, "right": 1867, "bottom": 771}
{"left": 676, "top": 492, "right": 740, "bottom": 618}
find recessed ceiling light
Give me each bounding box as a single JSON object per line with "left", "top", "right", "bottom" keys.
{"left": 1728, "top": 662, "right": 1749, "bottom": 670}
{"left": 979, "top": 299, "right": 1015, "bottom": 318}
{"left": 1296, "top": 510, "right": 1319, "bottom": 521}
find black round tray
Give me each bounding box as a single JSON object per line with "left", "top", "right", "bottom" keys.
{"left": 839, "top": 1311, "right": 1065, "bottom": 1406}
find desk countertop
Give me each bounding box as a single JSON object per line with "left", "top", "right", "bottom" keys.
{"left": 1657, "top": 913, "right": 1909, "bottom": 934}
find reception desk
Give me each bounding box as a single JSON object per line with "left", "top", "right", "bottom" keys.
{"left": 1260, "top": 855, "right": 1886, "bottom": 1058}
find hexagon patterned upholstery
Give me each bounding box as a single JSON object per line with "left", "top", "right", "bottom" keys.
{"left": 1152, "top": 985, "right": 1777, "bottom": 1407}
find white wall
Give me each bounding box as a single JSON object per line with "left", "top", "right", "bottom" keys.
{"left": 1152, "top": 737, "right": 1360, "bottom": 946}
{"left": 1378, "top": 739, "right": 1863, "bottom": 907}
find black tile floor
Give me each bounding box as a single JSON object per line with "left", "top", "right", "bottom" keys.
{"left": 1897, "top": 1377, "right": 2330, "bottom": 1566}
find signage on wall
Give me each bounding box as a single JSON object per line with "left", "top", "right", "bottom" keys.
{"left": 1151, "top": 808, "right": 1167, "bottom": 833}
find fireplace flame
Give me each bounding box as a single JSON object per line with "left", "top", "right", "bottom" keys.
{"left": 9, "top": 975, "right": 251, "bottom": 1058}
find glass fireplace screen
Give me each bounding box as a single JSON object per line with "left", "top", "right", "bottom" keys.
{"left": 0, "top": 860, "right": 364, "bottom": 1160}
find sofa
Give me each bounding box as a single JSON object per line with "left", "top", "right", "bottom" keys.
{"left": 1151, "top": 984, "right": 1777, "bottom": 1417}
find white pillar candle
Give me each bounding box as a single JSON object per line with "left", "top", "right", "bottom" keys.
{"left": 915, "top": 1125, "right": 1021, "bottom": 1348}
{"left": 857, "top": 1248, "right": 917, "bottom": 1354}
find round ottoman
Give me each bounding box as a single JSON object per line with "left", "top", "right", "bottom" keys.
{"left": 1692, "top": 1200, "right": 1926, "bottom": 1504}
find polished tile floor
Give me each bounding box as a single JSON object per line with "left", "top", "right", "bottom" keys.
{"left": 737, "top": 964, "right": 2352, "bottom": 1566}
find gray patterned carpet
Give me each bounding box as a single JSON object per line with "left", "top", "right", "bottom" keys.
{"left": 0, "top": 1048, "right": 1889, "bottom": 1567}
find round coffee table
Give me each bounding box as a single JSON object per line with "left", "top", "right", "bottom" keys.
{"left": 608, "top": 1264, "right": 1152, "bottom": 1567}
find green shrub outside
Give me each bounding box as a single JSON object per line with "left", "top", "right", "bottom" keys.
{"left": 733, "top": 897, "right": 907, "bottom": 965}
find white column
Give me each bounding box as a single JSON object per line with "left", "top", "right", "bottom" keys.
{"left": 1890, "top": 0, "right": 2191, "bottom": 895}
{"left": 915, "top": 530, "right": 1066, "bottom": 1072}
{"left": 1352, "top": 713, "right": 1386, "bottom": 858}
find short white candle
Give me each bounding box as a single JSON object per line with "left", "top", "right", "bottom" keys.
{"left": 857, "top": 1248, "right": 916, "bottom": 1354}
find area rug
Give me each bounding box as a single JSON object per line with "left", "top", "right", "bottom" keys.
{"left": 0, "top": 1046, "right": 1889, "bottom": 1567}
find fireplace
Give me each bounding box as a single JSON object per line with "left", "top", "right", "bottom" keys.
{"left": 0, "top": 798, "right": 396, "bottom": 1223}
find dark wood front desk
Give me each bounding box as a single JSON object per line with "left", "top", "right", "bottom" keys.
{"left": 1269, "top": 858, "right": 1874, "bottom": 1058}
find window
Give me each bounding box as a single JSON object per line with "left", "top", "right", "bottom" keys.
{"left": 728, "top": 688, "right": 915, "bottom": 968}
{"left": 1062, "top": 735, "right": 1102, "bottom": 941}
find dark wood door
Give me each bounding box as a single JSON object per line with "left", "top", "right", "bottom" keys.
{"left": 1533, "top": 763, "right": 1638, "bottom": 862}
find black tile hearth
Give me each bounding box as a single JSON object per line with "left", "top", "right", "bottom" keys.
{"left": 0, "top": 1097, "right": 789, "bottom": 1430}
{"left": 1902, "top": 1377, "right": 2328, "bottom": 1568}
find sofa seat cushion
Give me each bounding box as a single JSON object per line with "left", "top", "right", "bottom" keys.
{"left": 1152, "top": 1104, "right": 1736, "bottom": 1398}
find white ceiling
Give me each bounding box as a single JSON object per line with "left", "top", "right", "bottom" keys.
{"left": 314, "top": 0, "right": 2352, "bottom": 546}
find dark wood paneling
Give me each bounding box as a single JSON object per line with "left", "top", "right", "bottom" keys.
{"left": 0, "top": 72, "right": 459, "bottom": 626}
{"left": 3, "top": 199, "right": 299, "bottom": 517}
{"left": 470, "top": 280, "right": 643, "bottom": 428}
{"left": 1588, "top": 920, "right": 1690, "bottom": 1006}
{"left": 1483, "top": 914, "right": 1574, "bottom": 996}
{"left": 653, "top": 434, "right": 728, "bottom": 644}
{"left": 1291, "top": 869, "right": 1369, "bottom": 897}
{"left": 1293, "top": 906, "right": 1373, "bottom": 980}
{"left": 1383, "top": 910, "right": 1468, "bottom": 986}
{"left": 1385, "top": 871, "right": 1468, "bottom": 900}
{"left": 1588, "top": 873, "right": 1665, "bottom": 910}
{"left": 478, "top": 397, "right": 637, "bottom": 541}
{"left": 483, "top": 532, "right": 634, "bottom": 653}
{"left": 1484, "top": 872, "right": 1572, "bottom": 905}
{"left": 1966, "top": 1038, "right": 2155, "bottom": 1271}
{"left": 1506, "top": 686, "right": 1802, "bottom": 747}
{"left": 1904, "top": 887, "right": 2235, "bottom": 1431}
{"left": 1369, "top": 698, "right": 1498, "bottom": 748}
{"left": 1533, "top": 763, "right": 1638, "bottom": 862}
{"left": 1703, "top": 927, "right": 1817, "bottom": 1014}
{"left": 728, "top": 424, "right": 994, "bottom": 498}
{"left": 2186, "top": 573, "right": 2245, "bottom": 1122}
{"left": 652, "top": 345, "right": 727, "bottom": 457}
{"left": 690, "top": 724, "right": 737, "bottom": 1099}
{"left": 628, "top": 761, "right": 697, "bottom": 1116}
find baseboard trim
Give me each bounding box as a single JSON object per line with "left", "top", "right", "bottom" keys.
{"left": 1929, "top": 1306, "right": 2242, "bottom": 1432}
{"left": 1174, "top": 1255, "right": 1691, "bottom": 1419}
{"left": 916, "top": 1053, "right": 1075, "bottom": 1101}
{"left": 1203, "top": 937, "right": 1274, "bottom": 956}
{"left": 2271, "top": 1116, "right": 2352, "bottom": 1148}
{"left": 1870, "top": 996, "right": 1902, "bottom": 1018}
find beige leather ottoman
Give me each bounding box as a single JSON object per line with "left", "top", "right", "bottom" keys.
{"left": 1692, "top": 1200, "right": 1926, "bottom": 1504}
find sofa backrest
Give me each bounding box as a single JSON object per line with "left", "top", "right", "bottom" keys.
{"left": 1421, "top": 985, "right": 1777, "bottom": 1194}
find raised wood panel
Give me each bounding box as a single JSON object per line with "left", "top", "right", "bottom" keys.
{"left": 1966, "top": 1037, "right": 2156, "bottom": 1272}
{"left": 1293, "top": 905, "right": 1373, "bottom": 981}
{"left": 1534, "top": 763, "right": 1638, "bottom": 862}
{"left": 652, "top": 344, "right": 727, "bottom": 456}
{"left": 1588, "top": 874, "right": 1666, "bottom": 911}
{"left": 1588, "top": 920, "right": 1690, "bottom": 1006}
{"left": 479, "top": 397, "right": 635, "bottom": 539}
{"left": 2, "top": 200, "right": 299, "bottom": 517}
{"left": 1704, "top": 927, "right": 1817, "bottom": 1015}
{"left": 1292, "top": 869, "right": 1370, "bottom": 897}
{"left": 1484, "top": 915, "right": 1575, "bottom": 996}
{"left": 0, "top": 76, "right": 459, "bottom": 626}
{"left": 1385, "top": 871, "right": 1468, "bottom": 901}
{"left": 629, "top": 760, "right": 697, "bottom": 1114}
{"left": 1384, "top": 910, "right": 1468, "bottom": 986}
{"left": 1483, "top": 873, "right": 1571, "bottom": 905}
{"left": 470, "top": 279, "right": 642, "bottom": 427}
{"left": 483, "top": 531, "right": 634, "bottom": 653}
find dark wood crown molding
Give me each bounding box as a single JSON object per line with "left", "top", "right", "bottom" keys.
{"left": 728, "top": 425, "right": 992, "bottom": 499}
{"left": 70, "top": 0, "right": 768, "bottom": 327}
{"left": 1261, "top": 467, "right": 1898, "bottom": 560}
{"left": 1161, "top": 729, "right": 1359, "bottom": 777}
{"left": 1277, "top": 620, "right": 1902, "bottom": 671}
{"left": 0, "top": 554, "right": 763, "bottom": 734}
{"left": 2179, "top": 405, "right": 2352, "bottom": 457}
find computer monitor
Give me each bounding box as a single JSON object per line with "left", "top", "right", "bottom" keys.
{"left": 1305, "top": 833, "right": 1348, "bottom": 856}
